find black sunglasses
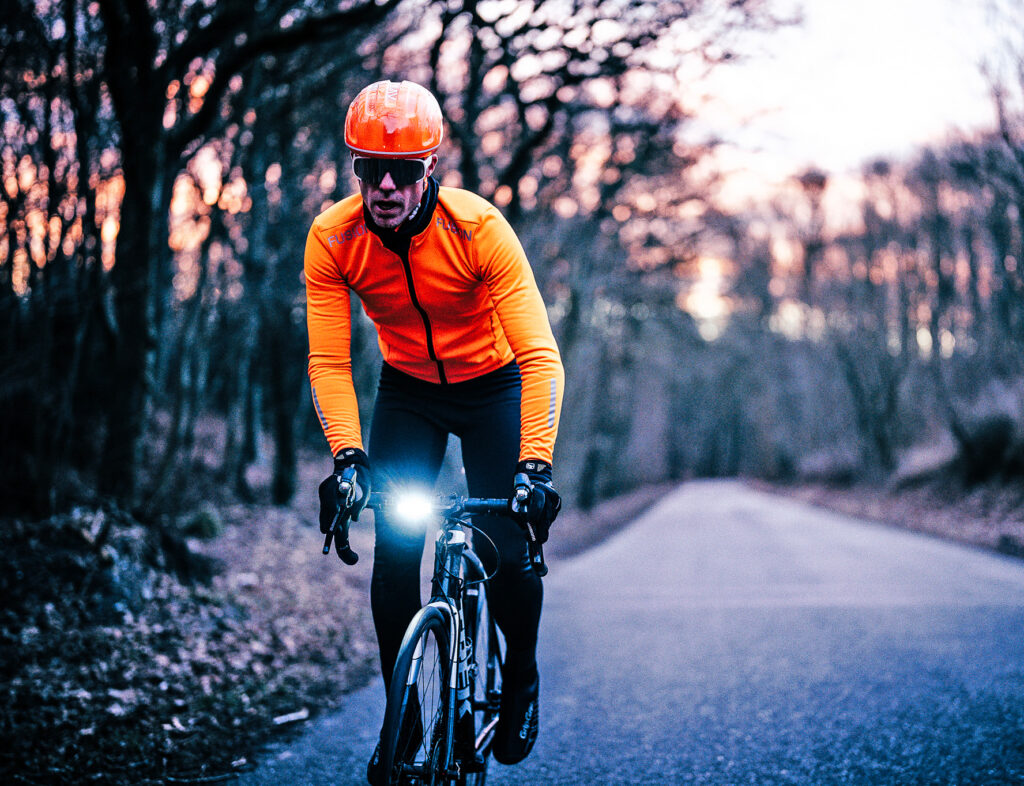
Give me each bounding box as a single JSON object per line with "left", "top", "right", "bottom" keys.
{"left": 352, "top": 156, "right": 430, "bottom": 187}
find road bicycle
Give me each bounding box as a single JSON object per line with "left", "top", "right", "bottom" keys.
{"left": 322, "top": 468, "right": 546, "bottom": 785}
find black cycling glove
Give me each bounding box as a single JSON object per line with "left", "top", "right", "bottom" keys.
{"left": 318, "top": 447, "right": 372, "bottom": 533}
{"left": 511, "top": 459, "right": 561, "bottom": 544}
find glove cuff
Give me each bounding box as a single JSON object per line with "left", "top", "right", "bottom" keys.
{"left": 334, "top": 447, "right": 371, "bottom": 473}
{"left": 517, "top": 459, "right": 552, "bottom": 483}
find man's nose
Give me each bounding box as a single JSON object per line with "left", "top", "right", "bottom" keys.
{"left": 378, "top": 171, "right": 397, "bottom": 190}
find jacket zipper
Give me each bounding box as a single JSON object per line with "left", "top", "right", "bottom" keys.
{"left": 397, "top": 249, "right": 447, "bottom": 384}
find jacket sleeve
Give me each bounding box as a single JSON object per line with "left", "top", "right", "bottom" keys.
{"left": 476, "top": 208, "right": 564, "bottom": 465}
{"left": 304, "top": 222, "right": 364, "bottom": 455}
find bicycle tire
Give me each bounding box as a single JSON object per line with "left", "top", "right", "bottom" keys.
{"left": 381, "top": 605, "right": 454, "bottom": 785}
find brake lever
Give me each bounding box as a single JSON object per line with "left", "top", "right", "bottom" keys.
{"left": 512, "top": 472, "right": 548, "bottom": 577}
{"left": 322, "top": 468, "right": 359, "bottom": 565}
{"left": 528, "top": 540, "right": 548, "bottom": 577}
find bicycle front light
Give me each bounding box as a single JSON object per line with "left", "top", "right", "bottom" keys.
{"left": 393, "top": 490, "right": 434, "bottom": 529}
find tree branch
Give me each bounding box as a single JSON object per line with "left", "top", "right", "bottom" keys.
{"left": 166, "top": 0, "right": 401, "bottom": 158}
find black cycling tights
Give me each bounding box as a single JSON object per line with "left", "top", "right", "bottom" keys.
{"left": 368, "top": 361, "right": 543, "bottom": 690}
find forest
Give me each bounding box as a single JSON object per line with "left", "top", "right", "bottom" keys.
{"left": 3, "top": 0, "right": 1023, "bottom": 519}
{"left": 2, "top": 0, "right": 1024, "bottom": 780}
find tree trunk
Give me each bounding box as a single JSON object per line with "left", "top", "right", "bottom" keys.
{"left": 98, "top": 169, "right": 154, "bottom": 501}
{"left": 265, "top": 307, "right": 297, "bottom": 505}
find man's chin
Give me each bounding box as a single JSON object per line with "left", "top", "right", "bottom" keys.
{"left": 370, "top": 205, "right": 406, "bottom": 228}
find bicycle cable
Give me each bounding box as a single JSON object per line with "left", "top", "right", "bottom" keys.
{"left": 457, "top": 516, "right": 501, "bottom": 586}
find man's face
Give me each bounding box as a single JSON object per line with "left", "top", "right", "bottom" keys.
{"left": 355, "top": 154, "right": 437, "bottom": 230}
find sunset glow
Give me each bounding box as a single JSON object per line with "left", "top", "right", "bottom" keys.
{"left": 696, "top": 0, "right": 999, "bottom": 191}
{"left": 680, "top": 256, "right": 730, "bottom": 340}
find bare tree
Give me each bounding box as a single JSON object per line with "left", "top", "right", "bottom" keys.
{"left": 91, "top": 0, "right": 402, "bottom": 502}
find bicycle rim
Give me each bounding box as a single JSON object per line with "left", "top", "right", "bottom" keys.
{"left": 382, "top": 608, "right": 453, "bottom": 785}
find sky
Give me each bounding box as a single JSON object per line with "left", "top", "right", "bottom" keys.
{"left": 694, "top": 0, "right": 1007, "bottom": 201}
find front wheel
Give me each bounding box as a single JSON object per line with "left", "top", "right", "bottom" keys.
{"left": 381, "top": 605, "right": 454, "bottom": 785}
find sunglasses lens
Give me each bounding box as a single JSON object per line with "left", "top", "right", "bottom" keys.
{"left": 353, "top": 158, "right": 427, "bottom": 186}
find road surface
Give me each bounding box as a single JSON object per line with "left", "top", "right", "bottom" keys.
{"left": 238, "top": 480, "right": 1024, "bottom": 784}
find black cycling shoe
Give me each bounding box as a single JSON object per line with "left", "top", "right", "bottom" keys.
{"left": 492, "top": 664, "right": 539, "bottom": 765}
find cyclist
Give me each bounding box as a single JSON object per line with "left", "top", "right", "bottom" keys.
{"left": 304, "top": 79, "right": 564, "bottom": 778}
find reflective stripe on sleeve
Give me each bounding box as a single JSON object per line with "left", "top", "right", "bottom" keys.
{"left": 312, "top": 386, "right": 329, "bottom": 432}
{"left": 548, "top": 378, "right": 557, "bottom": 428}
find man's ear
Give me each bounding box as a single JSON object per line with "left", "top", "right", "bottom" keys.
{"left": 426, "top": 154, "right": 439, "bottom": 177}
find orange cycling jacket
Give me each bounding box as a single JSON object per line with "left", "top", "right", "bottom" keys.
{"left": 305, "top": 183, "right": 564, "bottom": 464}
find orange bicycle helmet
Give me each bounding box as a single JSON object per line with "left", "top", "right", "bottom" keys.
{"left": 344, "top": 80, "right": 443, "bottom": 158}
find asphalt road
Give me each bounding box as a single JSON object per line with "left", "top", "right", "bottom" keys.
{"left": 238, "top": 480, "right": 1024, "bottom": 785}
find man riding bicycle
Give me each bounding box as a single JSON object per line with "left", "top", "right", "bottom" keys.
{"left": 304, "top": 79, "right": 564, "bottom": 779}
